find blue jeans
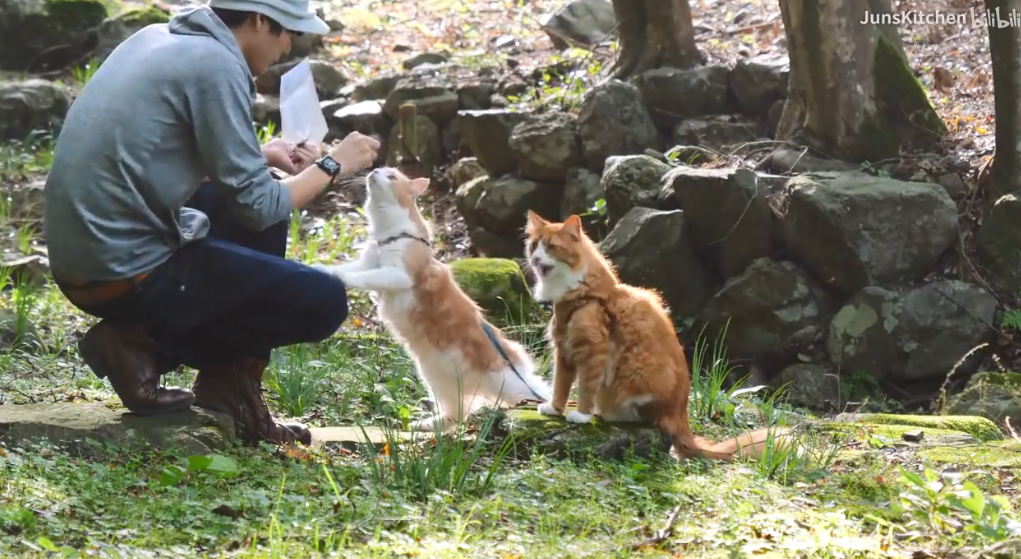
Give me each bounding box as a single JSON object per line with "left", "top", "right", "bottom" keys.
{"left": 66, "top": 181, "right": 349, "bottom": 371}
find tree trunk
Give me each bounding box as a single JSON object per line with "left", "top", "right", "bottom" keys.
{"left": 985, "top": 0, "right": 1021, "bottom": 200}
{"left": 611, "top": 0, "right": 702, "bottom": 80}
{"left": 774, "top": 0, "right": 947, "bottom": 162}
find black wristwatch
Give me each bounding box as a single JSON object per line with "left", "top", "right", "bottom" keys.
{"left": 315, "top": 155, "right": 342, "bottom": 179}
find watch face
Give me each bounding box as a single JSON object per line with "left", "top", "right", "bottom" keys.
{"left": 319, "top": 156, "right": 340, "bottom": 175}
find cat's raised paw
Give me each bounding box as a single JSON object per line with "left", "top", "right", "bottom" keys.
{"left": 314, "top": 264, "right": 344, "bottom": 279}
{"left": 566, "top": 410, "right": 593, "bottom": 424}
{"left": 537, "top": 402, "right": 562, "bottom": 416}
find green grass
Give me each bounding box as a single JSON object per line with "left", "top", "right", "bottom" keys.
{"left": 5, "top": 427, "right": 1017, "bottom": 559}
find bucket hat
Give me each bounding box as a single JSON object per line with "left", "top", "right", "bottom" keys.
{"left": 208, "top": 0, "right": 330, "bottom": 35}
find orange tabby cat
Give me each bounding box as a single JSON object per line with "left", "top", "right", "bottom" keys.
{"left": 524, "top": 210, "right": 789, "bottom": 461}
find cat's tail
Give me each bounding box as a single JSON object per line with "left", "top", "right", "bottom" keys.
{"left": 657, "top": 412, "right": 793, "bottom": 462}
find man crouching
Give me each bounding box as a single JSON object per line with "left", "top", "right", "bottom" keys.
{"left": 42, "top": 0, "right": 379, "bottom": 445}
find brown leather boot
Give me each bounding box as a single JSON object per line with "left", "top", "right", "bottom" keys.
{"left": 192, "top": 358, "right": 312, "bottom": 446}
{"left": 78, "top": 320, "right": 195, "bottom": 416}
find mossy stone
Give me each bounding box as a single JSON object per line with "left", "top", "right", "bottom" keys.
{"left": 920, "top": 439, "right": 1021, "bottom": 469}
{"left": 828, "top": 412, "right": 1003, "bottom": 442}
{"left": 116, "top": 6, "right": 168, "bottom": 26}
{"left": 491, "top": 408, "right": 672, "bottom": 463}
{"left": 818, "top": 414, "right": 1020, "bottom": 470}
{"left": 869, "top": 32, "right": 947, "bottom": 159}
{"left": 450, "top": 257, "right": 534, "bottom": 325}
{"left": 0, "top": 0, "right": 109, "bottom": 71}
{"left": 945, "top": 371, "right": 1021, "bottom": 426}
{"left": 91, "top": 7, "right": 171, "bottom": 63}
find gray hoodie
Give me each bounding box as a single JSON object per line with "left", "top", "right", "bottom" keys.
{"left": 43, "top": 5, "right": 293, "bottom": 283}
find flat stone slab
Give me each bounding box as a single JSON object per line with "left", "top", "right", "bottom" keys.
{"left": 4, "top": 404, "right": 1015, "bottom": 469}
{"left": 309, "top": 426, "right": 420, "bottom": 450}
{"left": 0, "top": 402, "right": 235, "bottom": 455}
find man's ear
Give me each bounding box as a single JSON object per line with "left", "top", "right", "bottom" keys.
{"left": 410, "top": 177, "right": 430, "bottom": 196}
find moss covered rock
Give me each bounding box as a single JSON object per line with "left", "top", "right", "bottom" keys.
{"left": 491, "top": 408, "right": 672, "bottom": 462}
{"left": 0, "top": 0, "right": 109, "bottom": 71}
{"left": 817, "top": 412, "right": 1021, "bottom": 469}
{"left": 871, "top": 34, "right": 948, "bottom": 154}
{"left": 92, "top": 7, "right": 170, "bottom": 63}
{"left": 919, "top": 438, "right": 1021, "bottom": 468}
{"left": 450, "top": 257, "right": 534, "bottom": 325}
{"left": 946, "top": 372, "right": 1021, "bottom": 426}
{"left": 827, "top": 412, "right": 1003, "bottom": 442}
{"left": 0, "top": 79, "right": 73, "bottom": 141}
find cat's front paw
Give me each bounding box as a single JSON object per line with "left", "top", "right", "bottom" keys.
{"left": 314, "top": 264, "right": 346, "bottom": 280}
{"left": 566, "top": 410, "right": 593, "bottom": 424}
{"left": 537, "top": 402, "right": 563, "bottom": 417}
{"left": 409, "top": 415, "right": 454, "bottom": 432}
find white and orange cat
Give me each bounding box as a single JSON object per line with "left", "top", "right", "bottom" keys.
{"left": 316, "top": 167, "right": 552, "bottom": 431}
{"left": 524, "top": 210, "right": 790, "bottom": 461}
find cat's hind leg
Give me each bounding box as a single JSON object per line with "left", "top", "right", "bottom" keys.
{"left": 410, "top": 357, "right": 487, "bottom": 431}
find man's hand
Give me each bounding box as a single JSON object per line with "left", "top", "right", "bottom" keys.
{"left": 278, "top": 132, "right": 379, "bottom": 210}
{"left": 290, "top": 142, "right": 319, "bottom": 172}
{"left": 262, "top": 138, "right": 320, "bottom": 174}
{"left": 327, "top": 132, "right": 380, "bottom": 177}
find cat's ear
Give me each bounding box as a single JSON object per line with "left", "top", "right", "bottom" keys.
{"left": 562, "top": 214, "right": 582, "bottom": 240}
{"left": 410, "top": 177, "right": 430, "bottom": 196}
{"left": 525, "top": 210, "right": 547, "bottom": 233}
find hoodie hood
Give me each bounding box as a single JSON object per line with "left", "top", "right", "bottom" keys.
{"left": 168, "top": 5, "right": 251, "bottom": 80}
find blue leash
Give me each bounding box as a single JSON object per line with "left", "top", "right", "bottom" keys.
{"left": 480, "top": 320, "right": 545, "bottom": 401}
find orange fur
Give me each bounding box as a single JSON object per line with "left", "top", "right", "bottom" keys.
{"left": 524, "top": 211, "right": 790, "bottom": 461}
{"left": 317, "top": 168, "right": 551, "bottom": 431}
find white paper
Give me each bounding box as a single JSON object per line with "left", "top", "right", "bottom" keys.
{"left": 278, "top": 60, "right": 329, "bottom": 146}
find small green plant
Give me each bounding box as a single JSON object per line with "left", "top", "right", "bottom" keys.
{"left": 1001, "top": 308, "right": 1021, "bottom": 331}
{"left": 859, "top": 160, "right": 892, "bottom": 177}
{"left": 263, "top": 343, "right": 337, "bottom": 417}
{"left": 999, "top": 290, "right": 1021, "bottom": 331}
{"left": 750, "top": 387, "right": 842, "bottom": 483}
{"left": 0, "top": 265, "right": 43, "bottom": 351}
{"left": 158, "top": 453, "right": 241, "bottom": 487}
{"left": 0, "top": 133, "right": 54, "bottom": 182}
{"left": 15, "top": 223, "right": 36, "bottom": 254}
{"left": 255, "top": 121, "right": 278, "bottom": 145}
{"left": 354, "top": 409, "right": 518, "bottom": 502}
{"left": 895, "top": 463, "right": 1021, "bottom": 549}
{"left": 70, "top": 58, "right": 101, "bottom": 89}
{"left": 688, "top": 319, "right": 749, "bottom": 423}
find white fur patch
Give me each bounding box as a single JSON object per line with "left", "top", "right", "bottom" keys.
{"left": 341, "top": 266, "right": 413, "bottom": 292}
{"left": 409, "top": 415, "right": 455, "bottom": 432}
{"left": 566, "top": 410, "right": 593, "bottom": 424}
{"left": 530, "top": 243, "right": 585, "bottom": 302}
{"left": 401, "top": 345, "right": 551, "bottom": 428}
{"left": 538, "top": 401, "right": 562, "bottom": 416}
